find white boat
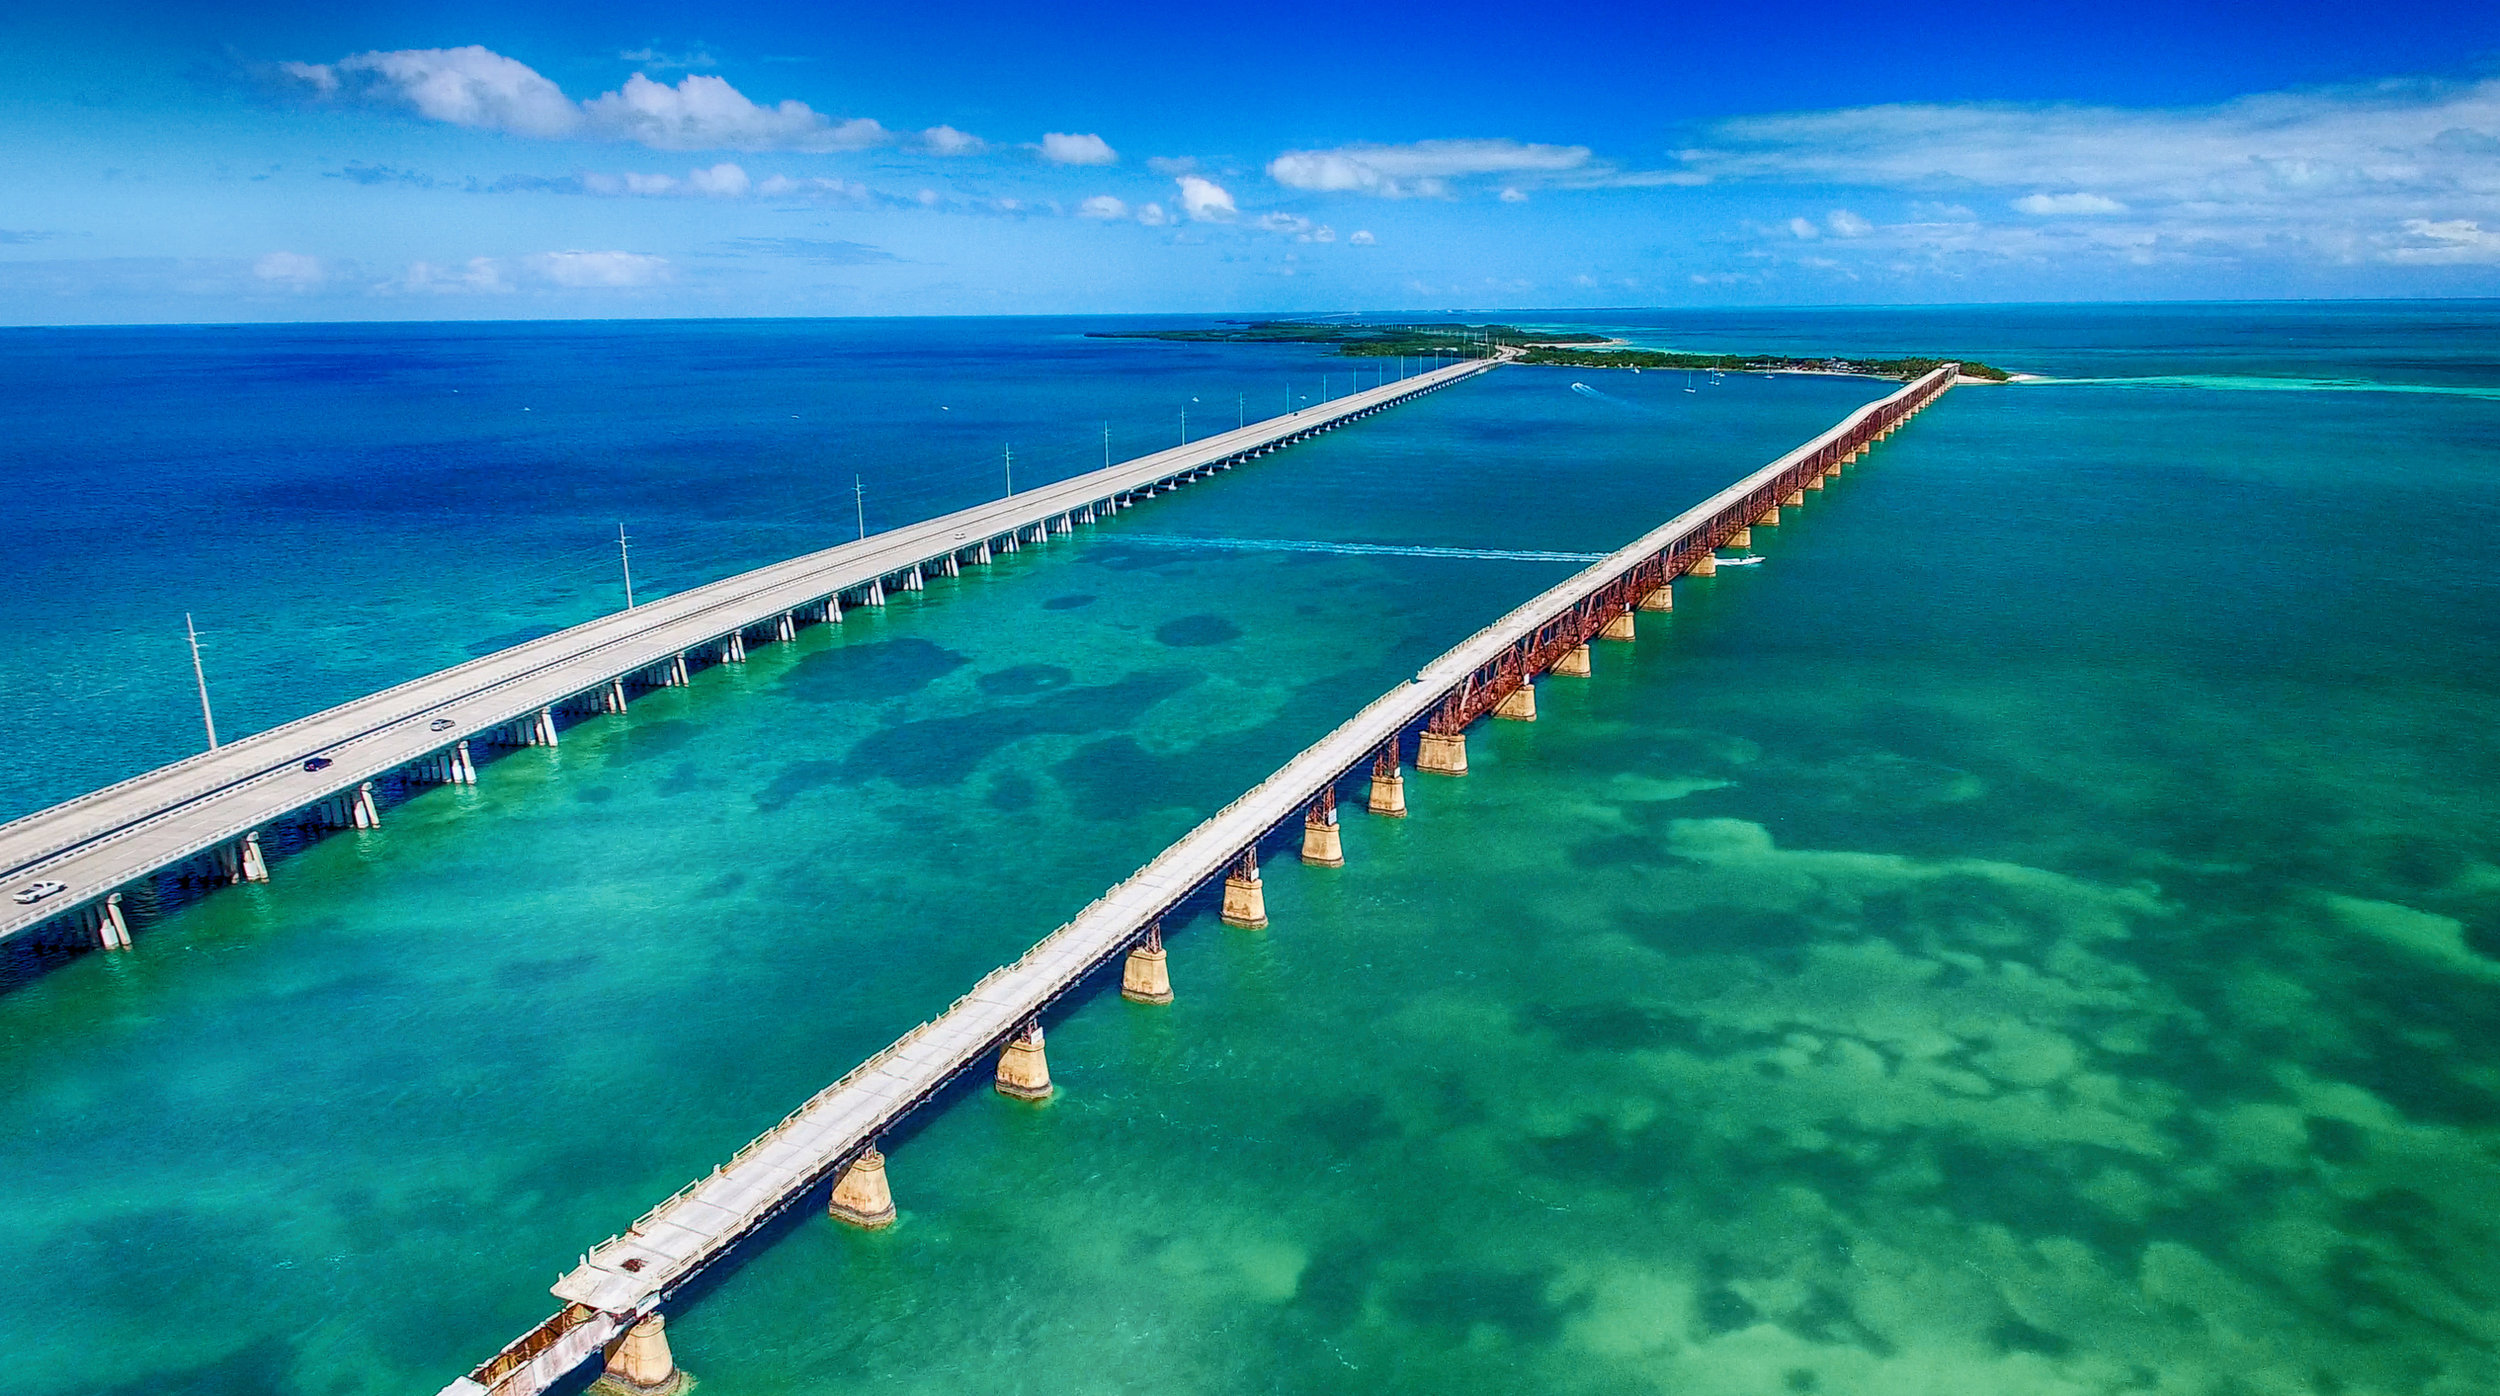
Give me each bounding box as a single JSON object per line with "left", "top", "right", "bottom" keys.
{"left": 1716, "top": 553, "right": 1766, "bottom": 567}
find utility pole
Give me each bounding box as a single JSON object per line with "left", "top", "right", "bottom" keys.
{"left": 185, "top": 613, "right": 218, "bottom": 751}
{"left": 1237, "top": 392, "right": 1244, "bottom": 430}
{"left": 1180, "top": 406, "right": 1188, "bottom": 445}
{"left": 855, "top": 475, "right": 867, "bottom": 539}
{"left": 616, "top": 523, "right": 636, "bottom": 609}
{"left": 1103, "top": 422, "right": 1110, "bottom": 470}
{"left": 1004, "top": 444, "right": 1014, "bottom": 497}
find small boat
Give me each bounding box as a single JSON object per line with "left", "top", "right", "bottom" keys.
{"left": 1716, "top": 553, "right": 1766, "bottom": 567}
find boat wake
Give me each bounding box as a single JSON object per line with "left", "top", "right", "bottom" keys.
{"left": 1118, "top": 534, "right": 1604, "bottom": 563}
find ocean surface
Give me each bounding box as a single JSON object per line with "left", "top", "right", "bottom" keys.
{"left": 1, "top": 304, "right": 2495, "bottom": 1395}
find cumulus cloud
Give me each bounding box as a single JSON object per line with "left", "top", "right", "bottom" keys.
{"left": 391, "top": 256, "right": 511, "bottom": 294}
{"left": 1040, "top": 132, "right": 1117, "bottom": 165}
{"left": 684, "top": 162, "right": 750, "bottom": 196}
{"left": 1348, "top": 229, "right": 1375, "bottom": 244}
{"left": 920, "top": 124, "right": 984, "bottom": 155}
{"left": 1267, "top": 138, "right": 1591, "bottom": 197}
{"left": 1078, "top": 194, "right": 1129, "bottom": 220}
{"left": 1826, "top": 208, "right": 1873, "bottom": 236}
{"left": 2014, "top": 191, "right": 2128, "bottom": 215}
{"left": 1499, "top": 186, "right": 1527, "bottom": 203}
{"left": 279, "top": 46, "right": 889, "bottom": 152}
{"left": 253, "top": 250, "right": 326, "bottom": 288}
{"left": 531, "top": 250, "right": 671, "bottom": 287}
{"left": 1135, "top": 202, "right": 1172, "bottom": 226}
{"left": 1176, "top": 175, "right": 1237, "bottom": 222}
{"left": 2390, "top": 217, "right": 2500, "bottom": 262}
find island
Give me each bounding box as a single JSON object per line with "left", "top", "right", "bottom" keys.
{"left": 1089, "top": 321, "right": 2012, "bottom": 382}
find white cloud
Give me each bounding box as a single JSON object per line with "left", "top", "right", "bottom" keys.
{"left": 530, "top": 250, "right": 671, "bottom": 287}
{"left": 1267, "top": 138, "right": 1591, "bottom": 197}
{"left": 284, "top": 46, "right": 581, "bottom": 138}
{"left": 1078, "top": 194, "right": 1129, "bottom": 220}
{"left": 1348, "top": 229, "right": 1375, "bottom": 245}
{"left": 281, "top": 46, "right": 890, "bottom": 152}
{"left": 1135, "top": 202, "right": 1172, "bottom": 226}
{"left": 754, "top": 174, "right": 871, "bottom": 201}
{"left": 1177, "top": 175, "right": 1236, "bottom": 222}
{"left": 1498, "top": 186, "right": 1527, "bottom": 203}
{"left": 1040, "top": 132, "right": 1118, "bottom": 165}
{"left": 253, "top": 251, "right": 326, "bottom": 288}
{"left": 2390, "top": 218, "right": 2500, "bottom": 262}
{"left": 921, "top": 124, "right": 984, "bottom": 155}
{"left": 1146, "top": 155, "right": 1198, "bottom": 175}
{"left": 390, "top": 256, "right": 511, "bottom": 295}
{"left": 1787, "top": 216, "right": 1819, "bottom": 239}
{"left": 2013, "top": 192, "right": 2128, "bottom": 215}
{"left": 1826, "top": 208, "right": 1873, "bottom": 236}
{"left": 685, "top": 162, "right": 750, "bottom": 196}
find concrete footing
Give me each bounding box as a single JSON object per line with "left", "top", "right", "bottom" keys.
{"left": 1554, "top": 644, "right": 1593, "bottom": 677}
{"left": 1806, "top": 473, "right": 1826, "bottom": 490}
{"left": 1638, "top": 585, "right": 1674, "bottom": 612}
{"left": 995, "top": 1020, "right": 1053, "bottom": 1101}
{"left": 1369, "top": 768, "right": 1407, "bottom": 816}
{"left": 1729, "top": 526, "right": 1752, "bottom": 548}
{"left": 1689, "top": 553, "right": 1718, "bottom": 576}
{"left": 1758, "top": 506, "right": 1780, "bottom": 526}
{"left": 1301, "top": 807, "right": 1344, "bottom": 866}
{"left": 1493, "top": 683, "right": 1537, "bottom": 721}
{"left": 1122, "top": 923, "right": 1172, "bottom": 1004}
{"left": 1222, "top": 851, "right": 1268, "bottom": 928}
{"left": 1599, "top": 610, "right": 1636, "bottom": 642}
{"left": 1783, "top": 489, "right": 1805, "bottom": 507}
{"left": 828, "top": 1146, "right": 897, "bottom": 1228}
{"left": 1418, "top": 729, "right": 1468, "bottom": 775}
{"left": 591, "top": 1314, "right": 687, "bottom": 1396}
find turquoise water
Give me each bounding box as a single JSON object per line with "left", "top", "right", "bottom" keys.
{"left": 4, "top": 307, "right": 2498, "bottom": 1394}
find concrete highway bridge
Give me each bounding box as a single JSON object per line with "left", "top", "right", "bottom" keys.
{"left": 0, "top": 354, "right": 1497, "bottom": 953}
{"left": 444, "top": 365, "right": 1959, "bottom": 1396}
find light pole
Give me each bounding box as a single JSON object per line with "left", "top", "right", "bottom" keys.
{"left": 185, "top": 613, "right": 218, "bottom": 751}
{"left": 855, "top": 475, "right": 867, "bottom": 539}
{"left": 616, "top": 523, "right": 635, "bottom": 609}
{"left": 1004, "top": 444, "right": 1014, "bottom": 497}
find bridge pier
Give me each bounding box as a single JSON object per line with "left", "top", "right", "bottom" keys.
{"left": 1600, "top": 610, "right": 1636, "bottom": 642}
{"left": 1301, "top": 789, "right": 1343, "bottom": 866}
{"left": 351, "top": 782, "right": 382, "bottom": 829}
{"left": 995, "top": 1019, "right": 1053, "bottom": 1101}
{"left": 865, "top": 579, "right": 886, "bottom": 607}
{"left": 1729, "top": 526, "right": 1752, "bottom": 548}
{"left": 1418, "top": 729, "right": 1467, "bottom": 776}
{"left": 1221, "top": 848, "right": 1267, "bottom": 929}
{"left": 535, "top": 707, "right": 560, "bottom": 746}
{"left": 823, "top": 596, "right": 844, "bottom": 625}
{"left": 241, "top": 831, "right": 271, "bottom": 881}
{"left": 1052, "top": 514, "right": 1071, "bottom": 536}
{"left": 1783, "top": 488, "right": 1805, "bottom": 508}
{"left": 722, "top": 633, "right": 747, "bottom": 665}
{"left": 1369, "top": 744, "right": 1408, "bottom": 816}
{"left": 453, "top": 740, "right": 478, "bottom": 784}
{"left": 1000, "top": 531, "right": 1019, "bottom": 555}
{"left": 1758, "top": 506, "right": 1780, "bottom": 527}
{"left": 1638, "top": 584, "right": 1674, "bottom": 612}
{"left": 777, "top": 611, "right": 797, "bottom": 642}
{"left": 1554, "top": 643, "right": 1593, "bottom": 677}
{"left": 1493, "top": 682, "right": 1537, "bottom": 721}
{"left": 592, "top": 1314, "right": 686, "bottom": 1396}
{"left": 668, "top": 653, "right": 691, "bottom": 687}
{"left": 92, "top": 893, "right": 132, "bottom": 951}
{"left": 1690, "top": 553, "right": 1718, "bottom": 576}
{"left": 904, "top": 565, "right": 924, "bottom": 592}
{"left": 605, "top": 678, "right": 629, "bottom": 714}
{"left": 827, "top": 1146, "right": 897, "bottom": 1228}
{"left": 1121, "top": 922, "right": 1172, "bottom": 1004}
{"left": 940, "top": 554, "right": 960, "bottom": 579}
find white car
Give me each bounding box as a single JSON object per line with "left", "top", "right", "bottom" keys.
{"left": 11, "top": 879, "right": 68, "bottom": 906}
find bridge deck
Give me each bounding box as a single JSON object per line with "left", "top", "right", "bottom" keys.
{"left": 525, "top": 368, "right": 1956, "bottom": 1343}
{"left": 0, "top": 357, "right": 1492, "bottom": 943}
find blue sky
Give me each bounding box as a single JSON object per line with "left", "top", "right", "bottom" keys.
{"left": 5, "top": 0, "right": 2500, "bottom": 322}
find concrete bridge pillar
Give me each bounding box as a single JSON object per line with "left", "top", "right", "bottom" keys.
{"left": 1805, "top": 472, "right": 1826, "bottom": 490}
{"left": 1000, "top": 531, "right": 1020, "bottom": 555}
{"left": 1638, "top": 584, "right": 1674, "bottom": 612}
{"left": 1122, "top": 922, "right": 1173, "bottom": 1004}
{"left": 1078, "top": 506, "right": 1096, "bottom": 524}
{"left": 1301, "top": 790, "right": 1344, "bottom": 866}
{"left": 1494, "top": 681, "right": 1537, "bottom": 721}
{"left": 669, "top": 653, "right": 691, "bottom": 687}
{"left": 1783, "top": 488, "right": 1805, "bottom": 508}
{"left": 595, "top": 1313, "right": 686, "bottom": 1396}
{"left": 722, "top": 633, "right": 747, "bottom": 664}
{"left": 1729, "top": 526, "right": 1752, "bottom": 549}
{"left": 1600, "top": 609, "right": 1636, "bottom": 642}
{"left": 351, "top": 782, "right": 382, "bottom": 829}
{"left": 95, "top": 893, "right": 132, "bottom": 951}
{"left": 903, "top": 566, "right": 924, "bottom": 592}
{"left": 1418, "top": 729, "right": 1468, "bottom": 776}
{"left": 535, "top": 707, "right": 561, "bottom": 746}
{"left": 1052, "top": 514, "right": 1072, "bottom": 535}
{"left": 240, "top": 831, "right": 271, "bottom": 882}
{"left": 452, "top": 741, "right": 478, "bottom": 784}
{"left": 827, "top": 1146, "right": 897, "bottom": 1228}
{"left": 824, "top": 596, "right": 845, "bottom": 624}
{"left": 1758, "top": 506, "right": 1781, "bottom": 527}
{"left": 865, "top": 579, "right": 886, "bottom": 607}
{"left": 606, "top": 678, "right": 629, "bottom": 714}
{"left": 940, "top": 554, "right": 960, "bottom": 579}
{"left": 1028, "top": 524, "right": 1049, "bottom": 544}
{"left": 1554, "top": 643, "right": 1594, "bottom": 677}
{"left": 1369, "top": 745, "right": 1408, "bottom": 816}
{"left": 995, "top": 1018, "right": 1054, "bottom": 1101}
{"left": 777, "top": 611, "right": 798, "bottom": 642}
{"left": 1690, "top": 553, "right": 1718, "bottom": 576}
{"left": 1222, "top": 848, "right": 1268, "bottom": 929}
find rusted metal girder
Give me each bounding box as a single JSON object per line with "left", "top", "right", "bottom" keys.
{"left": 1421, "top": 373, "right": 1943, "bottom": 737}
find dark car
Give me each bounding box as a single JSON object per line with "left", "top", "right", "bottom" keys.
{"left": 303, "top": 757, "right": 333, "bottom": 772}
